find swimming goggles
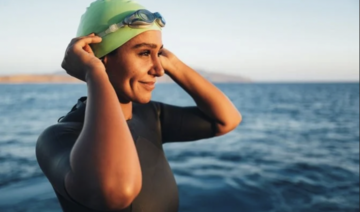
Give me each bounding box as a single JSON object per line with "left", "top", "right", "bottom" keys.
{"left": 97, "top": 9, "right": 166, "bottom": 38}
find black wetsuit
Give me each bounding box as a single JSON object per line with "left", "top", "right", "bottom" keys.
{"left": 36, "top": 97, "right": 216, "bottom": 212}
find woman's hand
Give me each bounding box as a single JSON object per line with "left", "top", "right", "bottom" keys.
{"left": 61, "top": 34, "right": 105, "bottom": 82}
{"left": 159, "top": 48, "right": 178, "bottom": 74}
{"left": 158, "top": 48, "right": 242, "bottom": 136}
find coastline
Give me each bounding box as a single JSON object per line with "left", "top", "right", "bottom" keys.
{"left": 0, "top": 75, "right": 82, "bottom": 84}
{"left": 0, "top": 71, "right": 251, "bottom": 84}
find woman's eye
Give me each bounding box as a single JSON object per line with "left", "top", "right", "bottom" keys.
{"left": 139, "top": 51, "right": 150, "bottom": 56}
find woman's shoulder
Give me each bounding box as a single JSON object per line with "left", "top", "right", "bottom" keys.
{"left": 37, "top": 122, "right": 83, "bottom": 145}
{"left": 58, "top": 97, "right": 87, "bottom": 123}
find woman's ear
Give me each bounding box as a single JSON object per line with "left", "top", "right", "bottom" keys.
{"left": 101, "top": 56, "right": 108, "bottom": 65}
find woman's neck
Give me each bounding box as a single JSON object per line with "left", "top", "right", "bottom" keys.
{"left": 120, "top": 101, "right": 133, "bottom": 120}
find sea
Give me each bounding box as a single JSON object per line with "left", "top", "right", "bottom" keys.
{"left": 0, "top": 83, "right": 359, "bottom": 212}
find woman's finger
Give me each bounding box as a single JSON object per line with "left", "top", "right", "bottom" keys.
{"left": 77, "top": 36, "right": 102, "bottom": 46}
{"left": 69, "top": 34, "right": 100, "bottom": 46}
{"left": 72, "top": 36, "right": 102, "bottom": 53}
{"left": 83, "top": 44, "right": 95, "bottom": 55}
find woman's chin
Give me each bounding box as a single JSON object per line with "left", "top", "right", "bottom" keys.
{"left": 133, "top": 93, "right": 152, "bottom": 104}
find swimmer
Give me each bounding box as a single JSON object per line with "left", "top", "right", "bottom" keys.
{"left": 36, "top": 0, "right": 242, "bottom": 211}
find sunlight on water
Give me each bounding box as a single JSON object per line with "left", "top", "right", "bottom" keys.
{"left": 0, "top": 83, "right": 359, "bottom": 212}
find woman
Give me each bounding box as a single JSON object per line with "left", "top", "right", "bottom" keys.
{"left": 36, "top": 0, "right": 242, "bottom": 211}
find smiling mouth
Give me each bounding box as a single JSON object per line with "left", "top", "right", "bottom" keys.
{"left": 139, "top": 81, "right": 155, "bottom": 85}
{"left": 139, "top": 81, "right": 156, "bottom": 90}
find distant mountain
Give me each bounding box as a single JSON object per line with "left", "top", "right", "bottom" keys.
{"left": 157, "top": 70, "right": 251, "bottom": 83}
{"left": 0, "top": 70, "right": 251, "bottom": 83}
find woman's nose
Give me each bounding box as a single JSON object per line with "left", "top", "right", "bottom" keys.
{"left": 151, "top": 56, "right": 165, "bottom": 77}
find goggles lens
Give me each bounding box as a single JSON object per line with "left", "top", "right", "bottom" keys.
{"left": 126, "top": 10, "right": 165, "bottom": 27}
{"left": 97, "top": 9, "right": 165, "bottom": 37}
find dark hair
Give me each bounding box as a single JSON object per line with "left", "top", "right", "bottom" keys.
{"left": 100, "top": 48, "right": 118, "bottom": 61}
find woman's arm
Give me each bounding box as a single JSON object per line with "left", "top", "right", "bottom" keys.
{"left": 160, "top": 49, "right": 242, "bottom": 136}
{"left": 61, "top": 35, "right": 141, "bottom": 210}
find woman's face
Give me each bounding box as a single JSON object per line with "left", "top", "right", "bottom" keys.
{"left": 103, "top": 30, "right": 164, "bottom": 104}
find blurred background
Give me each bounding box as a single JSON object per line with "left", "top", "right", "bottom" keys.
{"left": 0, "top": 0, "right": 359, "bottom": 211}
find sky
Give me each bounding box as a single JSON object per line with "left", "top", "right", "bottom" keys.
{"left": 0, "top": 0, "right": 358, "bottom": 82}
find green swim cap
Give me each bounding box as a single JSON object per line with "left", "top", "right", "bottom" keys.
{"left": 76, "top": 0, "right": 162, "bottom": 58}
